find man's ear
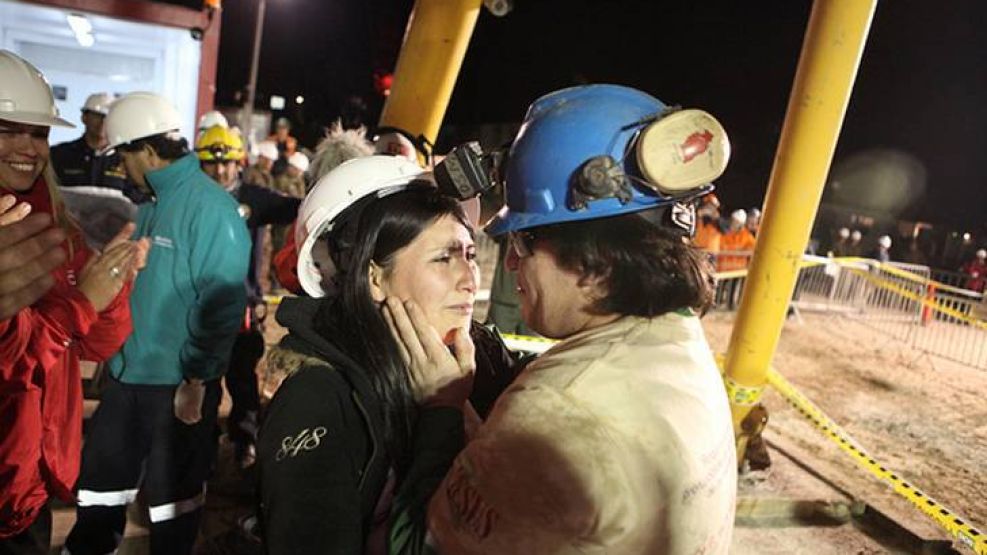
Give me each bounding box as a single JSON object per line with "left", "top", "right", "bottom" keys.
{"left": 368, "top": 261, "right": 387, "bottom": 302}
{"left": 577, "top": 271, "right": 609, "bottom": 304}
{"left": 142, "top": 143, "right": 165, "bottom": 169}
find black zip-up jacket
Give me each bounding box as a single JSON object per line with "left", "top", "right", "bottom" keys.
{"left": 229, "top": 179, "right": 301, "bottom": 303}
{"left": 257, "top": 297, "right": 520, "bottom": 554}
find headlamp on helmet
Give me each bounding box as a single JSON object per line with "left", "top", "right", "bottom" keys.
{"left": 195, "top": 125, "right": 244, "bottom": 162}
{"left": 432, "top": 141, "right": 507, "bottom": 201}
{"left": 484, "top": 85, "right": 732, "bottom": 238}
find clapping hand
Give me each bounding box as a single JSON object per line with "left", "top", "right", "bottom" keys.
{"left": 0, "top": 196, "right": 66, "bottom": 319}
{"left": 77, "top": 223, "right": 150, "bottom": 312}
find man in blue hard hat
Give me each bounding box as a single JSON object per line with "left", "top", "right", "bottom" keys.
{"left": 389, "top": 84, "right": 737, "bottom": 554}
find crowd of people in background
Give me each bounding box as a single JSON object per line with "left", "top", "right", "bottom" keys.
{"left": 690, "top": 189, "right": 985, "bottom": 294}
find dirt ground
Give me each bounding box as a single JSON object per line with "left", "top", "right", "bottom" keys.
{"left": 701, "top": 309, "right": 987, "bottom": 552}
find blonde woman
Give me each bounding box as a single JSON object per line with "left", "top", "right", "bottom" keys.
{"left": 0, "top": 50, "right": 146, "bottom": 553}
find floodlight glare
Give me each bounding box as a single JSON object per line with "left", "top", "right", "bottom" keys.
{"left": 66, "top": 13, "right": 95, "bottom": 47}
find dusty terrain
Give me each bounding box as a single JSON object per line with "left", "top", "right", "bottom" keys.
{"left": 702, "top": 310, "right": 987, "bottom": 553}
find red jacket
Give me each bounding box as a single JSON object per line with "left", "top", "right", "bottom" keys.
{"left": 273, "top": 220, "right": 302, "bottom": 295}
{"left": 0, "top": 179, "right": 132, "bottom": 537}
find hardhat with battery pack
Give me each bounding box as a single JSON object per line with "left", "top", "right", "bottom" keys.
{"left": 295, "top": 155, "right": 430, "bottom": 297}
{"left": 195, "top": 124, "right": 245, "bottom": 162}
{"left": 102, "top": 91, "right": 182, "bottom": 154}
{"left": 484, "top": 84, "right": 729, "bottom": 237}
{"left": 0, "top": 49, "right": 74, "bottom": 128}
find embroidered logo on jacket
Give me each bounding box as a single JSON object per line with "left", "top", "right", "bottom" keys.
{"left": 152, "top": 236, "right": 174, "bottom": 249}
{"left": 276, "top": 427, "right": 328, "bottom": 461}
{"left": 445, "top": 463, "right": 498, "bottom": 539}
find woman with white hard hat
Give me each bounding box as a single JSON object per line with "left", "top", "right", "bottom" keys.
{"left": 257, "top": 155, "right": 520, "bottom": 553}
{"left": 392, "top": 84, "right": 737, "bottom": 554}
{"left": 0, "top": 50, "right": 146, "bottom": 553}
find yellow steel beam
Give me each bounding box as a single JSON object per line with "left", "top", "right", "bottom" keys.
{"left": 379, "top": 0, "right": 483, "bottom": 156}
{"left": 724, "top": 0, "right": 878, "bottom": 454}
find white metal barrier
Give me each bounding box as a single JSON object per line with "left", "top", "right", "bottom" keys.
{"left": 710, "top": 252, "right": 987, "bottom": 370}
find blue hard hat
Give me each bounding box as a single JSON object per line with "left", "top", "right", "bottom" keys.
{"left": 484, "top": 84, "right": 726, "bottom": 236}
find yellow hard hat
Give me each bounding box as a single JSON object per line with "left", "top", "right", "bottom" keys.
{"left": 195, "top": 124, "right": 244, "bottom": 162}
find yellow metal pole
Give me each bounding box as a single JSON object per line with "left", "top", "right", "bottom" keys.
{"left": 379, "top": 0, "right": 483, "bottom": 150}
{"left": 724, "top": 0, "right": 878, "bottom": 450}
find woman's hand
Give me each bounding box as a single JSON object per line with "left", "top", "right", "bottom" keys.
{"left": 0, "top": 211, "right": 66, "bottom": 319}
{"left": 0, "top": 195, "right": 33, "bottom": 227}
{"left": 77, "top": 223, "right": 143, "bottom": 312}
{"left": 383, "top": 297, "right": 475, "bottom": 409}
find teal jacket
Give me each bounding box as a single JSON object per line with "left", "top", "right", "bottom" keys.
{"left": 109, "top": 154, "right": 250, "bottom": 385}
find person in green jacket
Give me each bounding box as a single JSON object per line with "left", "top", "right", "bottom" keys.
{"left": 65, "top": 93, "right": 250, "bottom": 555}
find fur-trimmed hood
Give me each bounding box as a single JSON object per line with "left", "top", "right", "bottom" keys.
{"left": 266, "top": 296, "right": 363, "bottom": 382}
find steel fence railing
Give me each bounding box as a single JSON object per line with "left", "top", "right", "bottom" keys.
{"left": 708, "top": 251, "right": 987, "bottom": 370}
{"left": 930, "top": 268, "right": 973, "bottom": 290}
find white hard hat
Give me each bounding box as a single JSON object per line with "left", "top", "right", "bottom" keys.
{"left": 288, "top": 151, "right": 309, "bottom": 172}
{"left": 82, "top": 93, "right": 114, "bottom": 116}
{"left": 749, "top": 207, "right": 762, "bottom": 219}
{"left": 851, "top": 230, "right": 862, "bottom": 241}
{"left": 0, "top": 50, "right": 73, "bottom": 128}
{"left": 730, "top": 209, "right": 747, "bottom": 224}
{"left": 256, "top": 140, "right": 279, "bottom": 161}
{"left": 838, "top": 227, "right": 850, "bottom": 238}
{"left": 198, "top": 110, "right": 228, "bottom": 130}
{"left": 296, "top": 155, "right": 429, "bottom": 297}
{"left": 878, "top": 235, "right": 892, "bottom": 249}
{"left": 103, "top": 92, "right": 182, "bottom": 153}
{"left": 976, "top": 249, "right": 986, "bottom": 259}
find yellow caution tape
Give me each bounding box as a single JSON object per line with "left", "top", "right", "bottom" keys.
{"left": 845, "top": 267, "right": 987, "bottom": 331}
{"left": 263, "top": 294, "right": 285, "bottom": 306}
{"left": 713, "top": 257, "right": 827, "bottom": 281}
{"left": 500, "top": 332, "right": 556, "bottom": 354}
{"left": 767, "top": 368, "right": 987, "bottom": 554}
{"left": 830, "top": 257, "right": 980, "bottom": 298}
{"left": 723, "top": 376, "right": 764, "bottom": 406}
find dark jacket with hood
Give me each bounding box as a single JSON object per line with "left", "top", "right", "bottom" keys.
{"left": 257, "top": 296, "right": 520, "bottom": 554}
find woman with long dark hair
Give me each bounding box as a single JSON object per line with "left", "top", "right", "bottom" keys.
{"left": 258, "top": 155, "right": 514, "bottom": 553}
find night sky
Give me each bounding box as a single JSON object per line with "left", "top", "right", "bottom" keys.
{"left": 205, "top": 0, "right": 986, "bottom": 232}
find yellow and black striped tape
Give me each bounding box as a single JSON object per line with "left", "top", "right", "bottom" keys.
{"left": 845, "top": 267, "right": 987, "bottom": 331}
{"left": 767, "top": 368, "right": 986, "bottom": 554}
{"left": 500, "top": 332, "right": 556, "bottom": 354}
{"left": 868, "top": 260, "right": 979, "bottom": 297}
{"left": 723, "top": 376, "right": 764, "bottom": 406}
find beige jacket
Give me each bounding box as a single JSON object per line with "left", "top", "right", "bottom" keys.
{"left": 429, "top": 314, "right": 737, "bottom": 554}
